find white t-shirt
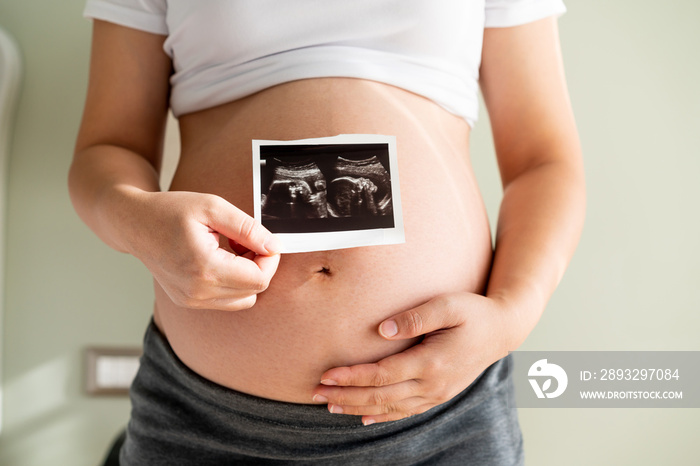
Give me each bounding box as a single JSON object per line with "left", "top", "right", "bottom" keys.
{"left": 84, "top": 0, "right": 566, "bottom": 126}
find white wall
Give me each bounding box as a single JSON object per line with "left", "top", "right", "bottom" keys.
{"left": 0, "top": 1, "right": 698, "bottom": 465}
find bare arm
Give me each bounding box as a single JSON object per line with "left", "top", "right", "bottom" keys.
{"left": 480, "top": 16, "right": 586, "bottom": 349}
{"left": 313, "top": 17, "right": 585, "bottom": 424}
{"left": 69, "top": 21, "right": 280, "bottom": 311}
{"left": 70, "top": 20, "right": 170, "bottom": 252}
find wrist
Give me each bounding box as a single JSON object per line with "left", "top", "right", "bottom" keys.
{"left": 97, "top": 184, "right": 155, "bottom": 255}
{"left": 487, "top": 289, "right": 544, "bottom": 353}
{"left": 69, "top": 144, "right": 164, "bottom": 255}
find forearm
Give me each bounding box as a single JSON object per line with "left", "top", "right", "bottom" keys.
{"left": 68, "top": 144, "right": 161, "bottom": 254}
{"left": 487, "top": 157, "right": 585, "bottom": 350}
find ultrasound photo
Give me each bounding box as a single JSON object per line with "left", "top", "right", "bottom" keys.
{"left": 252, "top": 135, "right": 404, "bottom": 253}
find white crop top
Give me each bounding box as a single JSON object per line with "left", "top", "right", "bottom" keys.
{"left": 84, "top": 0, "right": 566, "bottom": 127}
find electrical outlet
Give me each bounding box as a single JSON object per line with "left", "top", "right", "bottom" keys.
{"left": 85, "top": 347, "right": 142, "bottom": 396}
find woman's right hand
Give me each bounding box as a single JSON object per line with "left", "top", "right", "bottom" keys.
{"left": 123, "top": 189, "right": 281, "bottom": 312}
{"left": 71, "top": 21, "right": 281, "bottom": 312}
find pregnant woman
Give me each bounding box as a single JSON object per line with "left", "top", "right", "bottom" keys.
{"left": 69, "top": 1, "right": 585, "bottom": 464}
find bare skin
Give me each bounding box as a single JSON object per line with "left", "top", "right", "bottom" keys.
{"left": 70, "top": 17, "right": 584, "bottom": 426}
{"left": 156, "top": 77, "right": 492, "bottom": 403}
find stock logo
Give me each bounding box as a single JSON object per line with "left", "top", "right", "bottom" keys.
{"left": 528, "top": 359, "right": 568, "bottom": 399}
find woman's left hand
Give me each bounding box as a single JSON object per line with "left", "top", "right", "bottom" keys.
{"left": 312, "top": 292, "right": 513, "bottom": 425}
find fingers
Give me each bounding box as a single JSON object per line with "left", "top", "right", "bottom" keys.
{"left": 329, "top": 396, "right": 427, "bottom": 418}
{"left": 164, "top": 253, "right": 280, "bottom": 311}
{"left": 228, "top": 238, "right": 251, "bottom": 255}
{"left": 313, "top": 347, "right": 445, "bottom": 424}
{"left": 378, "top": 295, "right": 466, "bottom": 341}
{"left": 148, "top": 193, "right": 283, "bottom": 312}
{"left": 314, "top": 380, "right": 446, "bottom": 425}
{"left": 314, "top": 380, "right": 421, "bottom": 411}
{"left": 170, "top": 240, "right": 280, "bottom": 310}
{"left": 193, "top": 196, "right": 282, "bottom": 309}
{"left": 319, "top": 349, "right": 419, "bottom": 388}
{"left": 204, "top": 195, "right": 282, "bottom": 255}
{"left": 360, "top": 403, "right": 437, "bottom": 425}
{"left": 333, "top": 401, "right": 425, "bottom": 418}
{"left": 217, "top": 251, "right": 280, "bottom": 291}
{"left": 200, "top": 294, "right": 259, "bottom": 313}
{"left": 312, "top": 295, "right": 481, "bottom": 425}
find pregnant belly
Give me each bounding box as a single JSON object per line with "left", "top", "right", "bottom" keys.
{"left": 153, "top": 79, "right": 493, "bottom": 403}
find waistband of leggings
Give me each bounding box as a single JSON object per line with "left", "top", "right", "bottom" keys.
{"left": 141, "top": 318, "right": 509, "bottom": 431}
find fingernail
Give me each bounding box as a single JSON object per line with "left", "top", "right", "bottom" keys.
{"left": 320, "top": 379, "right": 338, "bottom": 386}
{"left": 264, "top": 236, "right": 282, "bottom": 255}
{"left": 329, "top": 404, "right": 343, "bottom": 414}
{"left": 363, "top": 419, "right": 376, "bottom": 426}
{"left": 379, "top": 320, "right": 398, "bottom": 338}
{"left": 312, "top": 394, "right": 328, "bottom": 403}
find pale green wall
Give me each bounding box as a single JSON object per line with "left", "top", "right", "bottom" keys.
{"left": 0, "top": 2, "right": 153, "bottom": 465}
{"left": 1, "top": 1, "right": 699, "bottom": 465}
{"left": 471, "top": 2, "right": 700, "bottom": 464}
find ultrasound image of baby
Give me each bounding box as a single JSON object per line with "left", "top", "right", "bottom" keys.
{"left": 261, "top": 159, "right": 328, "bottom": 220}
{"left": 261, "top": 155, "right": 393, "bottom": 221}
{"left": 253, "top": 135, "right": 403, "bottom": 252}
{"left": 327, "top": 156, "right": 393, "bottom": 218}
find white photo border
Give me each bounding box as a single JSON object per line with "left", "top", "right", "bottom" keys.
{"left": 252, "top": 134, "right": 404, "bottom": 253}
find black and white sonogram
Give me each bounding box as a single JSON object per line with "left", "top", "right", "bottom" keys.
{"left": 252, "top": 135, "right": 404, "bottom": 253}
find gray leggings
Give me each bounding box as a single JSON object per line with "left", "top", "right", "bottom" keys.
{"left": 121, "top": 320, "right": 524, "bottom": 465}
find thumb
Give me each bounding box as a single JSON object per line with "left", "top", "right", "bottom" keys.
{"left": 378, "top": 296, "right": 464, "bottom": 340}
{"left": 205, "top": 196, "right": 282, "bottom": 256}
